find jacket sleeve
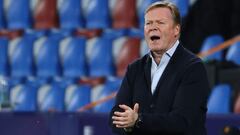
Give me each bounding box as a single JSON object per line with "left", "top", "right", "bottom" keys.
{"left": 109, "top": 65, "right": 135, "bottom": 135}
{"left": 139, "top": 60, "right": 210, "bottom": 134}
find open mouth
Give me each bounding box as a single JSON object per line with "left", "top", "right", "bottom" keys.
{"left": 150, "top": 35, "right": 160, "bottom": 41}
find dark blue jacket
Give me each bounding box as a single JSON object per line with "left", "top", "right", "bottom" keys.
{"left": 110, "top": 44, "right": 210, "bottom": 135}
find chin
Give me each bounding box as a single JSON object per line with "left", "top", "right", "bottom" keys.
{"left": 150, "top": 48, "right": 165, "bottom": 53}
{"left": 150, "top": 48, "right": 161, "bottom": 52}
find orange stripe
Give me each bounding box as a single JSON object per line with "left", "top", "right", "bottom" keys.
{"left": 197, "top": 35, "right": 240, "bottom": 58}
{"left": 78, "top": 91, "right": 117, "bottom": 112}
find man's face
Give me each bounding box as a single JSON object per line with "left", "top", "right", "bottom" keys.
{"left": 144, "top": 7, "right": 180, "bottom": 54}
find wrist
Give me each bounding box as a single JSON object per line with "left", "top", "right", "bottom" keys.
{"left": 124, "top": 127, "right": 133, "bottom": 132}
{"left": 124, "top": 113, "right": 142, "bottom": 132}
{"left": 135, "top": 113, "right": 143, "bottom": 129}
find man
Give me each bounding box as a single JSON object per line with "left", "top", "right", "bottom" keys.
{"left": 110, "top": 1, "right": 210, "bottom": 135}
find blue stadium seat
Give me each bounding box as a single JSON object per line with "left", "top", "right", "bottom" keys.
{"left": 25, "top": 76, "right": 43, "bottom": 89}
{"left": 140, "top": 39, "right": 149, "bottom": 57}
{"left": 49, "top": 29, "right": 66, "bottom": 40}
{"left": 85, "top": 0, "right": 111, "bottom": 29}
{"left": 207, "top": 84, "right": 232, "bottom": 114}
{"left": 57, "top": 29, "right": 74, "bottom": 37}
{"left": 9, "top": 35, "right": 35, "bottom": 78}
{"left": 58, "top": 0, "right": 84, "bottom": 29}
{"left": 137, "top": 0, "right": 159, "bottom": 29}
{"left": 0, "top": 38, "right": 9, "bottom": 76}
{"left": 0, "top": 0, "right": 5, "bottom": 29}
{"left": 103, "top": 29, "right": 128, "bottom": 40}
{"left": 34, "top": 35, "right": 62, "bottom": 79}
{"left": 87, "top": 36, "right": 115, "bottom": 77}
{"left": 65, "top": 84, "right": 91, "bottom": 112}
{"left": 24, "top": 29, "right": 47, "bottom": 39}
{"left": 200, "top": 35, "right": 224, "bottom": 61}
{"left": 6, "top": 0, "right": 32, "bottom": 29}
{"left": 170, "top": 0, "right": 189, "bottom": 18}
{"left": 226, "top": 41, "right": 240, "bottom": 65}
{"left": 37, "top": 83, "right": 65, "bottom": 112}
{"left": 93, "top": 77, "right": 122, "bottom": 113}
{"left": 127, "top": 28, "right": 144, "bottom": 38}
{"left": 60, "top": 37, "right": 88, "bottom": 78}
{"left": 10, "top": 84, "right": 37, "bottom": 111}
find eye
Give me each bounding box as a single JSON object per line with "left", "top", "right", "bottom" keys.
{"left": 145, "top": 22, "right": 151, "bottom": 25}
{"left": 157, "top": 21, "right": 165, "bottom": 24}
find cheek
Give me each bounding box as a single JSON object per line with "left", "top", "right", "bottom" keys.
{"left": 144, "top": 30, "right": 150, "bottom": 42}
{"left": 162, "top": 29, "right": 174, "bottom": 38}
{"left": 144, "top": 28, "right": 148, "bottom": 36}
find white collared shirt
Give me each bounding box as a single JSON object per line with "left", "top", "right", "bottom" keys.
{"left": 150, "top": 40, "right": 179, "bottom": 94}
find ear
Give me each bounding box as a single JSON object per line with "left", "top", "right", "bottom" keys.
{"left": 174, "top": 24, "right": 180, "bottom": 37}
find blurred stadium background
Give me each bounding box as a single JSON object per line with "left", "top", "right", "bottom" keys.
{"left": 0, "top": 0, "right": 240, "bottom": 135}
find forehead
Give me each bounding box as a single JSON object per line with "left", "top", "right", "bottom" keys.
{"left": 145, "top": 7, "right": 173, "bottom": 20}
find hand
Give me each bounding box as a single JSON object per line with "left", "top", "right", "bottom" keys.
{"left": 112, "top": 103, "right": 139, "bottom": 128}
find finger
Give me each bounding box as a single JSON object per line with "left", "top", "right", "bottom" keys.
{"left": 119, "top": 104, "right": 131, "bottom": 111}
{"left": 112, "top": 116, "right": 128, "bottom": 121}
{"left": 116, "top": 124, "right": 128, "bottom": 128}
{"left": 114, "top": 111, "right": 128, "bottom": 117}
{"left": 113, "top": 121, "right": 129, "bottom": 127}
{"left": 133, "top": 103, "right": 139, "bottom": 113}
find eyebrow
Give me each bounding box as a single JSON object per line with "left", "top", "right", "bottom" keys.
{"left": 145, "top": 19, "right": 167, "bottom": 22}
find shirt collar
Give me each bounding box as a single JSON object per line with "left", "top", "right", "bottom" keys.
{"left": 166, "top": 40, "right": 179, "bottom": 57}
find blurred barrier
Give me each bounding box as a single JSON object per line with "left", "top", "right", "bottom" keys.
{"left": 207, "top": 114, "right": 240, "bottom": 135}
{"left": 0, "top": 113, "right": 239, "bottom": 135}
{"left": 0, "top": 112, "right": 113, "bottom": 135}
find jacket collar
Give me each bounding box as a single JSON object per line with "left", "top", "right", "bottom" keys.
{"left": 144, "top": 43, "right": 184, "bottom": 97}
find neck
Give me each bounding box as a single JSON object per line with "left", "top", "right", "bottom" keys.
{"left": 151, "top": 39, "right": 178, "bottom": 65}
{"left": 152, "top": 51, "right": 163, "bottom": 65}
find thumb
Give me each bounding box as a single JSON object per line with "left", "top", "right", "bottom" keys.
{"left": 133, "top": 103, "right": 139, "bottom": 113}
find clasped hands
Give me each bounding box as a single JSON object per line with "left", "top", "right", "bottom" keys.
{"left": 112, "top": 103, "right": 139, "bottom": 128}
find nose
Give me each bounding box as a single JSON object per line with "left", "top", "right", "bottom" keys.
{"left": 147, "top": 22, "right": 158, "bottom": 31}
